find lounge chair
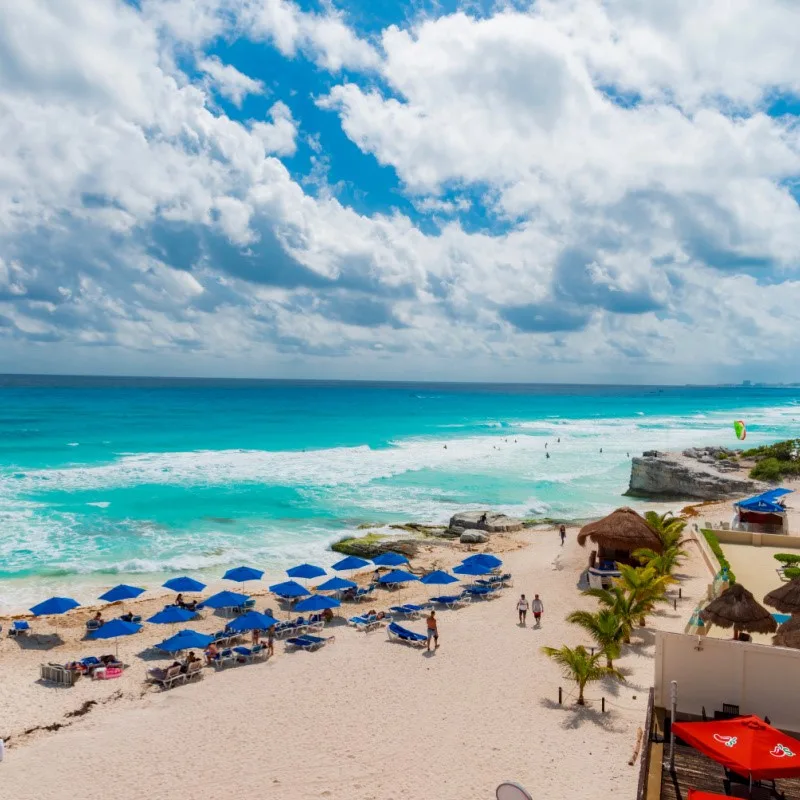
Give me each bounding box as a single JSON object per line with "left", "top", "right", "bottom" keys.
{"left": 349, "top": 614, "right": 381, "bottom": 632}
{"left": 117, "top": 614, "right": 142, "bottom": 624}
{"left": 285, "top": 634, "right": 335, "bottom": 652}
{"left": 352, "top": 586, "right": 375, "bottom": 602}
{"left": 184, "top": 661, "right": 204, "bottom": 682}
{"left": 429, "top": 594, "right": 470, "bottom": 609}
{"left": 389, "top": 604, "right": 427, "bottom": 619}
{"left": 465, "top": 586, "right": 495, "bottom": 600}
{"left": 233, "top": 644, "right": 268, "bottom": 663}
{"left": 213, "top": 630, "right": 235, "bottom": 646}
{"left": 40, "top": 663, "right": 79, "bottom": 687}
{"left": 234, "top": 599, "right": 257, "bottom": 614}
{"left": 9, "top": 620, "right": 31, "bottom": 637}
{"left": 211, "top": 648, "right": 238, "bottom": 669}
{"left": 147, "top": 664, "right": 185, "bottom": 690}
{"left": 387, "top": 622, "right": 427, "bottom": 647}
{"left": 85, "top": 619, "right": 102, "bottom": 634}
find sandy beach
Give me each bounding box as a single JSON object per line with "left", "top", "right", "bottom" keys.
{"left": 0, "top": 522, "right": 713, "bottom": 800}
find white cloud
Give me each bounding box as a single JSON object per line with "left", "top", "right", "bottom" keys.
{"left": 199, "top": 56, "right": 264, "bottom": 107}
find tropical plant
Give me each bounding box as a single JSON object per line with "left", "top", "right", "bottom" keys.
{"left": 633, "top": 543, "right": 688, "bottom": 579}
{"left": 566, "top": 609, "right": 625, "bottom": 667}
{"left": 643, "top": 510, "right": 688, "bottom": 550}
{"left": 614, "top": 564, "right": 671, "bottom": 625}
{"left": 542, "top": 644, "right": 622, "bottom": 705}
{"left": 583, "top": 584, "right": 649, "bottom": 643}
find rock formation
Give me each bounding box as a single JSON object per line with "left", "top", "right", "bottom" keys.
{"left": 460, "top": 530, "right": 489, "bottom": 544}
{"left": 447, "top": 511, "right": 523, "bottom": 535}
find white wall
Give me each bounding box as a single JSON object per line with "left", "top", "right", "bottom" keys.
{"left": 655, "top": 631, "right": 800, "bottom": 733}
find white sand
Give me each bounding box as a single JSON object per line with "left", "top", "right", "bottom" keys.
{"left": 0, "top": 528, "right": 713, "bottom": 800}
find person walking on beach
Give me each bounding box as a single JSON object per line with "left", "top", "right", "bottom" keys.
{"left": 267, "top": 626, "right": 275, "bottom": 657}
{"left": 426, "top": 610, "right": 439, "bottom": 651}
{"left": 531, "top": 594, "right": 544, "bottom": 628}
{"left": 517, "top": 594, "right": 529, "bottom": 625}
{"left": 559, "top": 524, "right": 566, "bottom": 546}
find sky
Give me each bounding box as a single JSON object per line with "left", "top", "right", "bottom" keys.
{"left": 0, "top": 0, "right": 799, "bottom": 384}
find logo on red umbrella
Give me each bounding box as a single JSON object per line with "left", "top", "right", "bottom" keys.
{"left": 714, "top": 734, "right": 738, "bottom": 748}
{"left": 771, "top": 744, "right": 795, "bottom": 758}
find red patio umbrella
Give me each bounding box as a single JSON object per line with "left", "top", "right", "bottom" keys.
{"left": 672, "top": 716, "right": 800, "bottom": 781}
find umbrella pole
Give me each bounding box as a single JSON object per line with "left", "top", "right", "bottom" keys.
{"left": 669, "top": 680, "right": 678, "bottom": 770}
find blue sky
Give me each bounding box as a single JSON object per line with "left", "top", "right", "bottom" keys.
{"left": 0, "top": 0, "right": 799, "bottom": 383}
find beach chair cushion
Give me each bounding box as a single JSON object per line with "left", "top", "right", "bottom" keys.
{"left": 11, "top": 620, "right": 31, "bottom": 636}
{"left": 286, "top": 634, "right": 333, "bottom": 651}
{"left": 387, "top": 622, "right": 427, "bottom": 645}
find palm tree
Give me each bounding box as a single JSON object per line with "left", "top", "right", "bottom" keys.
{"left": 542, "top": 644, "right": 622, "bottom": 705}
{"left": 584, "top": 584, "right": 648, "bottom": 643}
{"left": 615, "top": 564, "right": 671, "bottom": 626}
{"left": 633, "top": 543, "right": 687, "bottom": 578}
{"left": 566, "top": 608, "right": 625, "bottom": 667}
{"left": 643, "top": 510, "right": 688, "bottom": 551}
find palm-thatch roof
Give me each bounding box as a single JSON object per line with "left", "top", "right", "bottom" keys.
{"left": 764, "top": 578, "right": 800, "bottom": 614}
{"left": 699, "top": 583, "right": 778, "bottom": 634}
{"left": 773, "top": 614, "right": 800, "bottom": 648}
{"left": 577, "top": 507, "right": 663, "bottom": 553}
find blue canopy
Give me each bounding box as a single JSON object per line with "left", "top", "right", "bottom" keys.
{"left": 30, "top": 596, "right": 80, "bottom": 616}
{"left": 316, "top": 576, "right": 357, "bottom": 592}
{"left": 332, "top": 556, "right": 371, "bottom": 571}
{"left": 147, "top": 606, "right": 196, "bottom": 625}
{"left": 269, "top": 580, "right": 310, "bottom": 598}
{"left": 462, "top": 553, "right": 502, "bottom": 569}
{"left": 736, "top": 488, "right": 793, "bottom": 514}
{"left": 223, "top": 566, "right": 264, "bottom": 583}
{"left": 162, "top": 576, "right": 206, "bottom": 593}
{"left": 420, "top": 570, "right": 459, "bottom": 585}
{"left": 99, "top": 584, "right": 145, "bottom": 603}
{"left": 453, "top": 562, "right": 495, "bottom": 576}
{"left": 89, "top": 618, "right": 142, "bottom": 639}
{"left": 287, "top": 563, "right": 326, "bottom": 580}
{"left": 294, "top": 594, "right": 341, "bottom": 612}
{"left": 156, "top": 629, "right": 213, "bottom": 652}
{"left": 372, "top": 552, "right": 409, "bottom": 567}
{"left": 378, "top": 569, "right": 419, "bottom": 584}
{"left": 203, "top": 590, "right": 249, "bottom": 609}
{"left": 225, "top": 611, "right": 279, "bottom": 633}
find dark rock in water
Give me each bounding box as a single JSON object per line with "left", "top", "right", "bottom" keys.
{"left": 447, "top": 511, "right": 523, "bottom": 533}
{"left": 331, "top": 535, "right": 420, "bottom": 559}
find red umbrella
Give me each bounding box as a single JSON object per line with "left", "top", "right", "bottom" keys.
{"left": 673, "top": 716, "right": 800, "bottom": 781}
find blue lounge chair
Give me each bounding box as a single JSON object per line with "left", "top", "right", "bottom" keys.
{"left": 390, "top": 604, "right": 428, "bottom": 619}
{"left": 352, "top": 586, "right": 375, "bottom": 602}
{"left": 429, "top": 594, "right": 470, "bottom": 609}
{"left": 10, "top": 620, "right": 31, "bottom": 637}
{"left": 387, "top": 622, "right": 427, "bottom": 647}
{"left": 285, "top": 634, "right": 335, "bottom": 652}
{"left": 211, "top": 648, "right": 238, "bottom": 669}
{"left": 117, "top": 614, "right": 142, "bottom": 624}
{"left": 234, "top": 599, "right": 257, "bottom": 614}
{"left": 349, "top": 614, "right": 382, "bottom": 632}
{"left": 465, "top": 586, "right": 493, "bottom": 599}
{"left": 233, "top": 644, "right": 268, "bottom": 662}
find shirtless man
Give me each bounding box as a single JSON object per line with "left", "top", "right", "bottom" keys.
{"left": 426, "top": 611, "right": 439, "bottom": 651}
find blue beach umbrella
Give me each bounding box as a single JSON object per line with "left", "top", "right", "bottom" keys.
{"left": 294, "top": 594, "right": 341, "bottom": 613}
{"left": 203, "top": 590, "right": 249, "bottom": 610}
{"left": 462, "top": 553, "right": 502, "bottom": 570}
{"left": 163, "top": 576, "right": 206, "bottom": 593}
{"left": 147, "top": 606, "right": 196, "bottom": 625}
{"left": 378, "top": 569, "right": 419, "bottom": 585}
{"left": 420, "top": 570, "right": 459, "bottom": 586}
{"left": 99, "top": 584, "right": 145, "bottom": 603}
{"left": 453, "top": 562, "right": 495, "bottom": 576}
{"left": 89, "top": 618, "right": 142, "bottom": 656}
{"left": 223, "top": 566, "right": 264, "bottom": 584}
{"left": 269, "top": 580, "right": 310, "bottom": 599}
{"left": 332, "top": 556, "right": 371, "bottom": 572}
{"left": 225, "top": 611, "right": 279, "bottom": 633}
{"left": 30, "top": 597, "right": 80, "bottom": 616}
{"left": 316, "top": 576, "right": 357, "bottom": 593}
{"left": 372, "top": 552, "right": 409, "bottom": 567}
{"left": 156, "top": 629, "right": 213, "bottom": 653}
{"left": 287, "top": 563, "right": 326, "bottom": 580}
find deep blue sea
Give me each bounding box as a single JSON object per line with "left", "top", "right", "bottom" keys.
{"left": 1, "top": 376, "right": 798, "bottom": 609}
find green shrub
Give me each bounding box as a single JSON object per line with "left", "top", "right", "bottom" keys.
{"left": 701, "top": 529, "right": 737, "bottom": 585}
{"left": 750, "top": 458, "right": 786, "bottom": 482}
{"left": 744, "top": 439, "right": 800, "bottom": 482}
{"left": 774, "top": 553, "right": 800, "bottom": 565}
{"left": 785, "top": 568, "right": 800, "bottom": 580}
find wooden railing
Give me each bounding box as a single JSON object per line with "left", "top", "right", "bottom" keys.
{"left": 637, "top": 687, "right": 656, "bottom": 800}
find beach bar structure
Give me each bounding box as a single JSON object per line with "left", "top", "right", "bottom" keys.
{"left": 577, "top": 507, "right": 662, "bottom": 586}
{"left": 733, "top": 488, "right": 792, "bottom": 535}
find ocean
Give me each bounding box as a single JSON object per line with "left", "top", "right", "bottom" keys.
{"left": 1, "top": 376, "right": 798, "bottom": 610}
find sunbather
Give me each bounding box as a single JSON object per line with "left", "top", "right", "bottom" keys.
{"left": 204, "top": 643, "right": 218, "bottom": 665}
{"left": 322, "top": 607, "right": 334, "bottom": 623}
{"left": 120, "top": 611, "right": 135, "bottom": 622}
{"left": 93, "top": 611, "right": 104, "bottom": 624}
{"left": 175, "top": 593, "right": 185, "bottom": 607}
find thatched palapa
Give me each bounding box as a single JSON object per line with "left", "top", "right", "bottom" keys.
{"left": 773, "top": 614, "right": 800, "bottom": 648}
{"left": 764, "top": 577, "right": 800, "bottom": 614}
{"left": 577, "top": 507, "right": 663, "bottom": 553}
{"left": 700, "top": 583, "right": 778, "bottom": 636}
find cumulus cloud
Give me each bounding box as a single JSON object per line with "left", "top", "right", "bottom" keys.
{"left": 199, "top": 56, "right": 264, "bottom": 106}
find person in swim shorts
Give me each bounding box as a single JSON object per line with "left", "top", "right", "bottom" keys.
{"left": 426, "top": 610, "right": 439, "bottom": 651}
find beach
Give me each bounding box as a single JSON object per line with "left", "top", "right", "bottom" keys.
{"left": 0, "top": 523, "right": 713, "bottom": 800}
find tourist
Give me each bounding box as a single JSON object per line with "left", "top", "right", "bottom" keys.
{"left": 517, "top": 594, "right": 529, "bottom": 625}
{"left": 175, "top": 593, "right": 185, "bottom": 608}
{"left": 531, "top": 594, "right": 544, "bottom": 628}
{"left": 93, "top": 611, "right": 104, "bottom": 624}
{"left": 322, "top": 607, "right": 334, "bottom": 623}
{"left": 251, "top": 628, "right": 260, "bottom": 645}
{"left": 204, "top": 642, "right": 218, "bottom": 665}
{"left": 426, "top": 610, "right": 439, "bottom": 651}
{"left": 267, "top": 626, "right": 275, "bottom": 656}
{"left": 559, "top": 525, "right": 566, "bottom": 546}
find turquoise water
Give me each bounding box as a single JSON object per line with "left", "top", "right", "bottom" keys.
{"left": 1, "top": 376, "right": 798, "bottom": 609}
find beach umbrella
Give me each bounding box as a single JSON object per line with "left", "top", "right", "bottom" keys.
{"left": 421, "top": 570, "right": 459, "bottom": 585}
{"left": 222, "top": 566, "right": 264, "bottom": 585}
{"left": 294, "top": 594, "right": 341, "bottom": 613}
{"left": 332, "top": 556, "right": 370, "bottom": 572}
{"left": 269, "top": 580, "right": 310, "bottom": 599}
{"left": 699, "top": 583, "right": 778, "bottom": 638}
{"left": 577, "top": 507, "right": 663, "bottom": 554}
{"left": 316, "top": 576, "right": 357, "bottom": 593}
{"left": 156, "top": 629, "right": 213, "bottom": 653}
{"left": 162, "top": 576, "right": 206, "bottom": 593}
{"left": 88, "top": 618, "right": 142, "bottom": 657}
{"left": 462, "top": 553, "right": 503, "bottom": 570}
{"left": 287, "top": 563, "right": 326, "bottom": 580}
{"left": 772, "top": 614, "right": 800, "bottom": 648}
{"left": 30, "top": 596, "right": 80, "bottom": 616}
{"left": 378, "top": 569, "right": 419, "bottom": 585}
{"left": 372, "top": 552, "right": 409, "bottom": 567}
{"left": 203, "top": 590, "right": 249, "bottom": 610}
{"left": 453, "top": 562, "right": 495, "bottom": 576}
{"left": 224, "top": 611, "right": 279, "bottom": 634}
{"left": 764, "top": 577, "right": 800, "bottom": 615}
{"left": 99, "top": 584, "right": 145, "bottom": 603}
{"left": 147, "top": 606, "right": 196, "bottom": 625}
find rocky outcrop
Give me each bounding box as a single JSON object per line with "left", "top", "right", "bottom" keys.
{"left": 331, "top": 535, "right": 421, "bottom": 559}
{"left": 626, "top": 451, "right": 764, "bottom": 500}
{"left": 460, "top": 530, "right": 489, "bottom": 544}
{"left": 447, "top": 511, "right": 524, "bottom": 534}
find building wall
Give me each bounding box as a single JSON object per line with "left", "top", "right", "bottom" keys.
{"left": 654, "top": 631, "right": 800, "bottom": 732}
{"left": 712, "top": 530, "right": 800, "bottom": 548}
